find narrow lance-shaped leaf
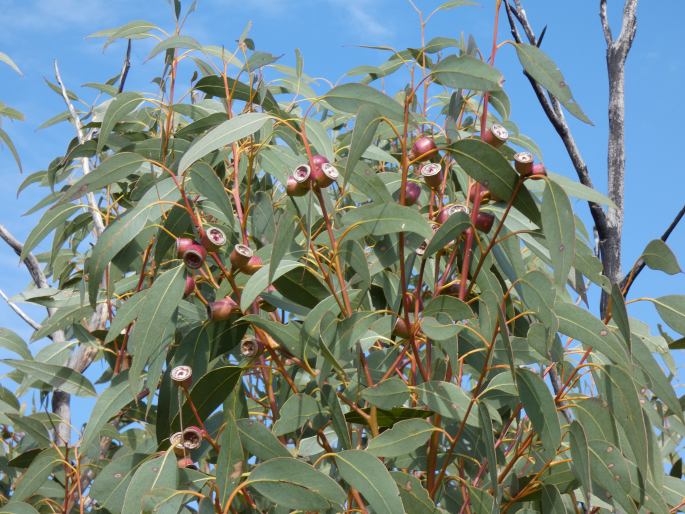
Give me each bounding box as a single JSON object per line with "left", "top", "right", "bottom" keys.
{"left": 97, "top": 92, "right": 145, "bottom": 152}
{"left": 430, "top": 54, "right": 503, "bottom": 91}
{"left": 541, "top": 179, "right": 575, "bottom": 288}
{"left": 345, "top": 105, "right": 381, "bottom": 182}
{"left": 514, "top": 43, "right": 592, "bottom": 124}
{"left": 339, "top": 202, "right": 432, "bottom": 243}
{"left": 178, "top": 112, "right": 270, "bottom": 173}
{"left": 4, "top": 360, "right": 96, "bottom": 397}
{"left": 367, "top": 418, "right": 436, "bottom": 457}
{"left": 334, "top": 450, "right": 404, "bottom": 514}
{"left": 515, "top": 368, "right": 561, "bottom": 462}
{"left": 81, "top": 371, "right": 133, "bottom": 451}
{"left": 12, "top": 448, "right": 61, "bottom": 502}
{"left": 189, "top": 161, "right": 235, "bottom": 228}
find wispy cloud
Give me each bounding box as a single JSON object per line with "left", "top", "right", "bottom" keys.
{"left": 329, "top": 0, "right": 391, "bottom": 38}
{"left": 0, "top": 0, "right": 115, "bottom": 32}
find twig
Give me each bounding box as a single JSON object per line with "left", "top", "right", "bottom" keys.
{"left": 117, "top": 39, "right": 132, "bottom": 94}
{"left": 0, "top": 288, "right": 40, "bottom": 330}
{"left": 621, "top": 201, "right": 685, "bottom": 296}
{"left": 53, "top": 61, "right": 105, "bottom": 236}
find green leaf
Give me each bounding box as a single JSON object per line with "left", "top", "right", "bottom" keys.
{"left": 0, "top": 127, "right": 22, "bottom": 171}
{"left": 587, "top": 441, "right": 638, "bottom": 514}
{"left": 4, "top": 360, "right": 96, "bottom": 396}
{"left": 105, "top": 290, "right": 148, "bottom": 343}
{"left": 569, "top": 420, "right": 592, "bottom": 506}
{"left": 0, "top": 51, "right": 22, "bottom": 75}
{"left": 6, "top": 414, "right": 51, "bottom": 448}
{"left": 610, "top": 284, "right": 631, "bottom": 352}
{"left": 236, "top": 418, "right": 291, "bottom": 461}
{"left": 248, "top": 457, "right": 346, "bottom": 511}
{"left": 12, "top": 448, "right": 61, "bottom": 501}
{"left": 121, "top": 452, "right": 177, "bottom": 514}
{"left": 334, "top": 450, "right": 404, "bottom": 514}
{"left": 216, "top": 410, "right": 244, "bottom": 505}
{"left": 547, "top": 172, "right": 617, "bottom": 209}
{"left": 189, "top": 161, "right": 236, "bottom": 228}
{"left": 89, "top": 19, "right": 158, "bottom": 47}
{"left": 128, "top": 264, "right": 186, "bottom": 393}
{"left": 554, "top": 302, "right": 629, "bottom": 365}
{"left": 0, "top": 502, "right": 40, "bottom": 514}
{"left": 416, "top": 381, "right": 472, "bottom": 423}
{"left": 652, "top": 295, "right": 685, "bottom": 336}
{"left": 477, "top": 401, "right": 498, "bottom": 497}
{"left": 602, "top": 365, "right": 648, "bottom": 476}
{"left": 62, "top": 152, "right": 148, "bottom": 201}
{"left": 170, "top": 366, "right": 243, "bottom": 432}
{"left": 178, "top": 112, "right": 270, "bottom": 174}
{"left": 541, "top": 180, "right": 575, "bottom": 288}
{"left": 81, "top": 371, "right": 133, "bottom": 451}
{"left": 87, "top": 177, "right": 179, "bottom": 305}
{"left": 0, "top": 328, "right": 31, "bottom": 359}
{"left": 515, "top": 369, "right": 561, "bottom": 461}
{"left": 431, "top": 54, "right": 503, "bottom": 91}
{"left": 345, "top": 105, "right": 381, "bottom": 182}
{"left": 90, "top": 454, "right": 147, "bottom": 512}
{"left": 391, "top": 471, "right": 440, "bottom": 514}
{"left": 269, "top": 213, "right": 297, "bottom": 282}
{"left": 194, "top": 75, "right": 281, "bottom": 113}
{"left": 449, "top": 139, "right": 540, "bottom": 224}
{"left": 241, "top": 260, "right": 304, "bottom": 312}
{"left": 321, "top": 384, "right": 352, "bottom": 450}
{"left": 361, "top": 377, "right": 410, "bottom": 410}
{"left": 432, "top": 0, "right": 478, "bottom": 15}
{"left": 425, "top": 210, "right": 470, "bottom": 256}
{"left": 21, "top": 203, "right": 81, "bottom": 260}
{"left": 147, "top": 34, "right": 202, "bottom": 60}
{"left": 367, "top": 418, "right": 435, "bottom": 457}
{"left": 97, "top": 92, "right": 145, "bottom": 152}
{"left": 641, "top": 239, "right": 681, "bottom": 275}
{"left": 323, "top": 83, "right": 406, "bottom": 121}
{"left": 339, "top": 202, "right": 432, "bottom": 243}
{"left": 272, "top": 393, "right": 320, "bottom": 436}
{"left": 514, "top": 43, "right": 592, "bottom": 124}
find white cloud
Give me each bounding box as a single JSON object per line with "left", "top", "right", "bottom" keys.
{"left": 329, "top": 0, "right": 390, "bottom": 38}
{"left": 0, "top": 0, "right": 115, "bottom": 32}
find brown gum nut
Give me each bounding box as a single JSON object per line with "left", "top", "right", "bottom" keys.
{"left": 183, "top": 244, "right": 207, "bottom": 270}
{"left": 170, "top": 431, "right": 185, "bottom": 456}
{"left": 475, "top": 212, "right": 495, "bottom": 233}
{"left": 420, "top": 162, "right": 443, "bottom": 190}
{"left": 240, "top": 338, "right": 263, "bottom": 358}
{"left": 230, "top": 243, "right": 253, "bottom": 270}
{"left": 241, "top": 255, "right": 263, "bottom": 275}
{"left": 286, "top": 176, "right": 307, "bottom": 196}
{"left": 392, "top": 318, "right": 412, "bottom": 338}
{"left": 200, "top": 226, "right": 227, "bottom": 252}
{"left": 316, "top": 162, "right": 339, "bottom": 188}
{"left": 483, "top": 124, "right": 509, "bottom": 147}
{"left": 182, "top": 426, "right": 204, "bottom": 449}
{"left": 513, "top": 151, "right": 534, "bottom": 176}
{"left": 170, "top": 365, "right": 193, "bottom": 387}
{"left": 208, "top": 297, "right": 240, "bottom": 321}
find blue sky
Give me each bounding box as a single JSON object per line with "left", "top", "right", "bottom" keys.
{"left": 0, "top": 0, "right": 684, "bottom": 404}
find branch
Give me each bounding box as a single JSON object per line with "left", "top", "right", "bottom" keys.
{"left": 504, "top": 2, "right": 609, "bottom": 241}
{"left": 53, "top": 61, "right": 105, "bottom": 236}
{"left": 117, "top": 39, "right": 132, "bottom": 94}
{"left": 599, "top": 0, "right": 613, "bottom": 45}
{"left": 0, "top": 289, "right": 40, "bottom": 330}
{"left": 620, "top": 201, "right": 685, "bottom": 296}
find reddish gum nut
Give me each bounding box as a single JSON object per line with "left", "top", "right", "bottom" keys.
{"left": 183, "top": 244, "right": 207, "bottom": 270}
{"left": 230, "top": 244, "right": 253, "bottom": 270}
{"left": 242, "top": 255, "right": 263, "bottom": 275}
{"left": 411, "top": 135, "right": 438, "bottom": 161}
{"left": 200, "top": 226, "right": 227, "bottom": 252}
{"left": 170, "top": 365, "right": 193, "bottom": 388}
{"left": 177, "top": 457, "right": 197, "bottom": 469}
{"left": 208, "top": 296, "right": 240, "bottom": 321}
{"left": 513, "top": 151, "right": 534, "bottom": 176}
{"left": 182, "top": 426, "right": 204, "bottom": 449}
{"left": 286, "top": 176, "right": 307, "bottom": 197}
{"left": 317, "top": 162, "right": 339, "bottom": 188}
{"left": 392, "top": 318, "right": 412, "bottom": 339}
{"left": 309, "top": 155, "right": 330, "bottom": 186}
{"left": 438, "top": 204, "right": 469, "bottom": 224}
{"left": 420, "top": 162, "right": 443, "bottom": 189}
{"left": 439, "top": 282, "right": 461, "bottom": 296}
{"left": 475, "top": 212, "right": 495, "bottom": 233}
{"left": 469, "top": 185, "right": 499, "bottom": 204}
{"left": 176, "top": 237, "right": 195, "bottom": 258}
{"left": 404, "top": 182, "right": 421, "bottom": 206}
{"left": 531, "top": 163, "right": 547, "bottom": 178}
{"left": 482, "top": 124, "right": 509, "bottom": 147}
{"left": 183, "top": 276, "right": 195, "bottom": 298}
{"left": 240, "top": 338, "right": 263, "bottom": 358}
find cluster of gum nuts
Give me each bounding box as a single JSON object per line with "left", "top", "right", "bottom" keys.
{"left": 407, "top": 124, "right": 546, "bottom": 234}
{"left": 285, "top": 154, "right": 340, "bottom": 196}
{"left": 176, "top": 227, "right": 274, "bottom": 321}
{"left": 393, "top": 125, "right": 546, "bottom": 338}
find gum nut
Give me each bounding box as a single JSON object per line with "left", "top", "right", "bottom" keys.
{"left": 483, "top": 123, "right": 509, "bottom": 147}
{"left": 170, "top": 365, "right": 193, "bottom": 387}
{"left": 392, "top": 318, "right": 412, "bottom": 338}
{"left": 475, "top": 212, "right": 495, "bottom": 233}
{"left": 183, "top": 276, "right": 195, "bottom": 297}
{"left": 176, "top": 237, "right": 195, "bottom": 258}
{"left": 230, "top": 243, "right": 253, "bottom": 270}
{"left": 208, "top": 296, "right": 240, "bottom": 321}
{"left": 513, "top": 151, "right": 534, "bottom": 176}
{"left": 183, "top": 244, "right": 207, "bottom": 270}
{"left": 404, "top": 182, "right": 421, "bottom": 206}
{"left": 200, "top": 226, "right": 227, "bottom": 252}
{"left": 411, "top": 135, "right": 438, "bottom": 161}
{"left": 420, "top": 162, "right": 443, "bottom": 189}
{"left": 241, "top": 255, "right": 263, "bottom": 275}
